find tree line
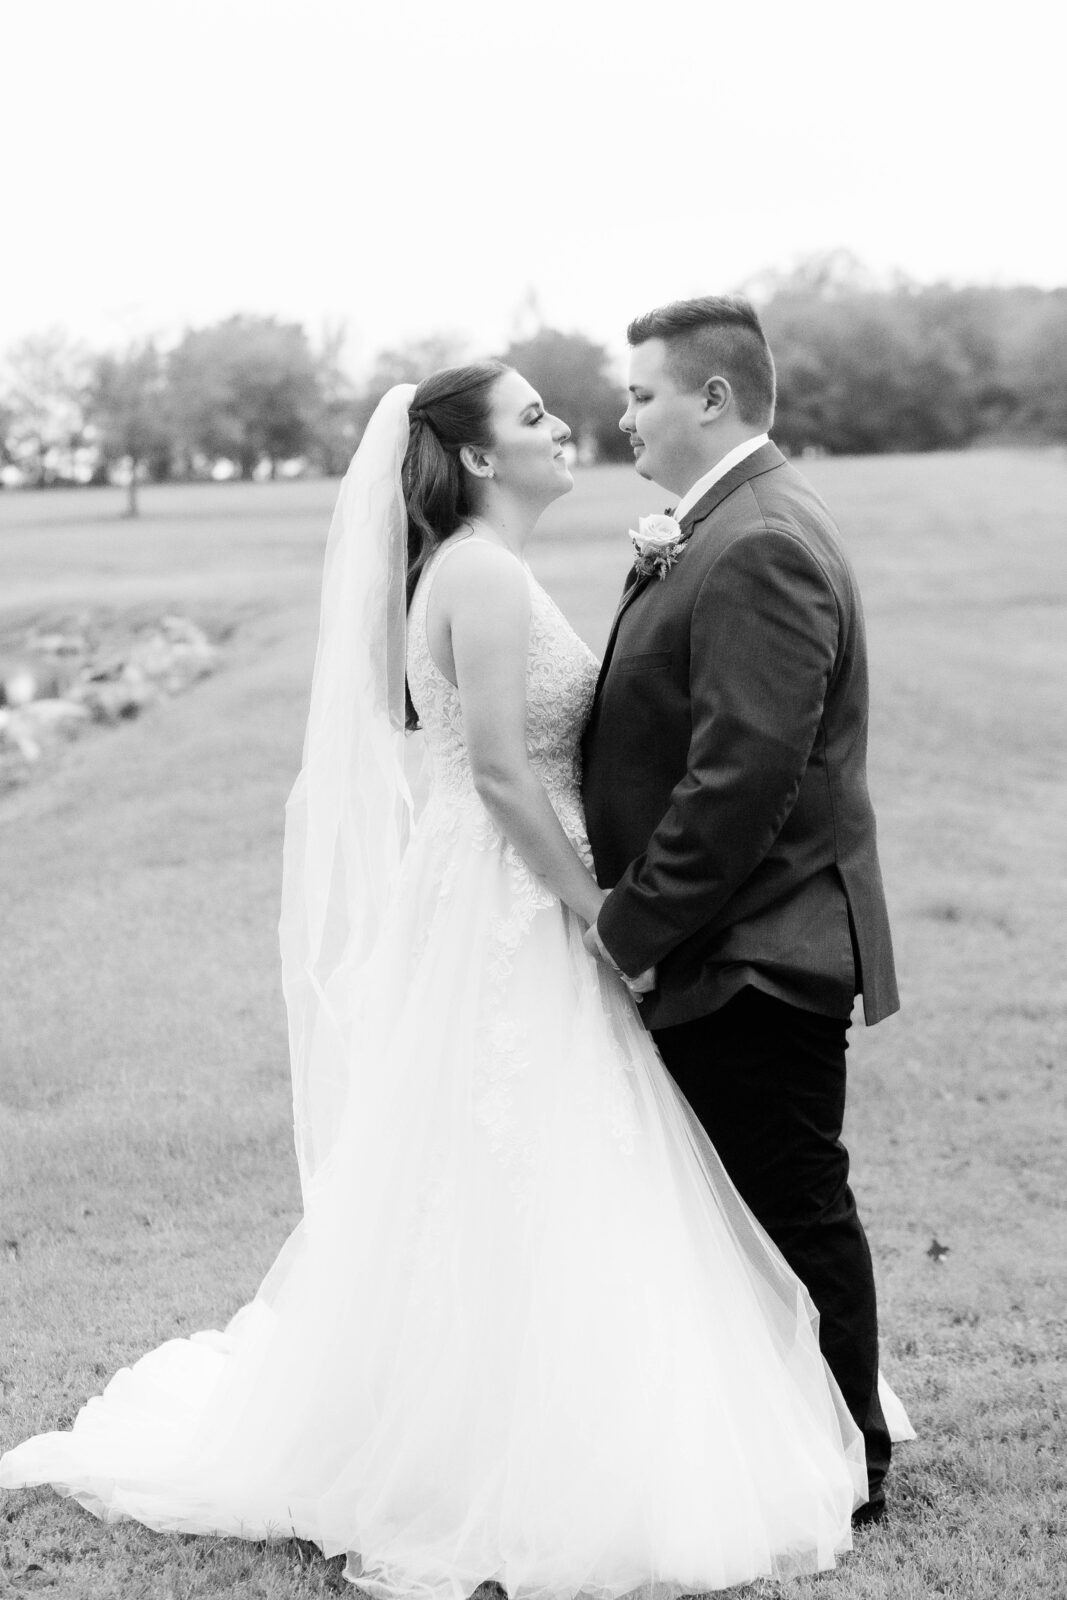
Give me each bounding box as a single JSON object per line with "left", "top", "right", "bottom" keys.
{"left": 759, "top": 256, "right": 1067, "bottom": 455}
{"left": 3, "top": 259, "right": 1064, "bottom": 513}
{"left": 0, "top": 317, "right": 643, "bottom": 514}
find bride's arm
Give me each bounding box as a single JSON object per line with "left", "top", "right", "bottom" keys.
{"left": 435, "top": 543, "right": 605, "bottom": 928}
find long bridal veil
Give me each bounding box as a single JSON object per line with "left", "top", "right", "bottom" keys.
{"left": 279, "top": 383, "right": 421, "bottom": 1195}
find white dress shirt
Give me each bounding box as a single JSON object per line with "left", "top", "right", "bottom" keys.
{"left": 672, "top": 433, "right": 770, "bottom": 523}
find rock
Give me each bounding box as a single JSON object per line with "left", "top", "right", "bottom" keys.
{"left": 75, "top": 674, "right": 158, "bottom": 723}
{"left": 128, "top": 616, "right": 216, "bottom": 694}
{"left": 80, "top": 655, "right": 128, "bottom": 685}
{"left": 0, "top": 700, "right": 89, "bottom": 760}
{"left": 0, "top": 710, "right": 41, "bottom": 761}
{"left": 0, "top": 663, "right": 43, "bottom": 708}
{"left": 20, "top": 698, "right": 91, "bottom": 732}
{"left": 27, "top": 629, "right": 89, "bottom": 656}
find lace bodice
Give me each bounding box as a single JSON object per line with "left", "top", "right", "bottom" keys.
{"left": 407, "top": 539, "right": 599, "bottom": 857}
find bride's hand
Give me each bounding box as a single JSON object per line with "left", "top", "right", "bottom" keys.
{"left": 582, "top": 921, "right": 657, "bottom": 1003}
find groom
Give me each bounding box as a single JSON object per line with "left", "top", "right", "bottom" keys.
{"left": 581, "top": 295, "right": 898, "bottom": 1523}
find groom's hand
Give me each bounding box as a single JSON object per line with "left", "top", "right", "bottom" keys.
{"left": 584, "top": 922, "right": 656, "bottom": 999}
{"left": 625, "top": 965, "right": 657, "bottom": 997}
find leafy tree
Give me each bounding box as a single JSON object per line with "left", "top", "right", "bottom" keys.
{"left": 1001, "top": 288, "right": 1067, "bottom": 440}
{"left": 309, "top": 321, "right": 362, "bottom": 476}
{"left": 763, "top": 271, "right": 1015, "bottom": 454}
{"left": 0, "top": 397, "right": 16, "bottom": 472}
{"left": 351, "top": 334, "right": 469, "bottom": 440}
{"left": 168, "top": 315, "right": 323, "bottom": 478}
{"left": 0, "top": 329, "right": 90, "bottom": 485}
{"left": 499, "top": 328, "right": 629, "bottom": 462}
{"left": 365, "top": 334, "right": 468, "bottom": 392}
{"left": 746, "top": 248, "right": 888, "bottom": 305}
{"left": 87, "top": 341, "right": 172, "bottom": 515}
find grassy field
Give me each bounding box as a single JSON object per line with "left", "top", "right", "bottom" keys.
{"left": 0, "top": 451, "right": 1065, "bottom": 1598}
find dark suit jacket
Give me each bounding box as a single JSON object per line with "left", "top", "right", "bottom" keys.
{"left": 581, "top": 441, "right": 899, "bottom": 1031}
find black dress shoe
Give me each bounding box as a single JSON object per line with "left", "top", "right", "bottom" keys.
{"left": 852, "top": 1496, "right": 887, "bottom": 1528}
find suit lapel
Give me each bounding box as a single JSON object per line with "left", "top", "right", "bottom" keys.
{"left": 594, "top": 568, "right": 656, "bottom": 697}
{"left": 592, "top": 442, "right": 787, "bottom": 703}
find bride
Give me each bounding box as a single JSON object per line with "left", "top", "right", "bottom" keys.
{"left": 0, "top": 363, "right": 909, "bottom": 1597}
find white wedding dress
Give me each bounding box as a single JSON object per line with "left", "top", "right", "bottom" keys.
{"left": 0, "top": 540, "right": 910, "bottom": 1598}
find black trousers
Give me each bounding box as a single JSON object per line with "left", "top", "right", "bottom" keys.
{"left": 653, "top": 985, "right": 890, "bottom": 1504}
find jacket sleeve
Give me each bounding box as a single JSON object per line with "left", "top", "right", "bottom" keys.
{"left": 597, "top": 524, "right": 840, "bottom": 976}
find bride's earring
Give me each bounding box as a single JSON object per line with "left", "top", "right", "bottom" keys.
{"left": 486, "top": 469, "right": 495, "bottom": 479}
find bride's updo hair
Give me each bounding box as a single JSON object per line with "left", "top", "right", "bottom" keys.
{"left": 403, "top": 360, "right": 510, "bottom": 603}
{"left": 402, "top": 359, "right": 509, "bottom": 729}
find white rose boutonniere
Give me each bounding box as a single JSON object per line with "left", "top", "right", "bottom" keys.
{"left": 629, "top": 513, "right": 686, "bottom": 580}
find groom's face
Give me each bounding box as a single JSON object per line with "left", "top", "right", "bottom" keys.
{"left": 620, "top": 339, "right": 706, "bottom": 495}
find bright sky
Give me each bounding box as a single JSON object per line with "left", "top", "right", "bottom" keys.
{"left": 3, "top": 0, "right": 1061, "bottom": 376}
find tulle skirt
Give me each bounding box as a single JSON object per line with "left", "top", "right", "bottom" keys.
{"left": 0, "top": 797, "right": 902, "bottom": 1598}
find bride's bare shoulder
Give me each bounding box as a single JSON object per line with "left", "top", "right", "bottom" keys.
{"left": 430, "top": 537, "right": 529, "bottom": 613}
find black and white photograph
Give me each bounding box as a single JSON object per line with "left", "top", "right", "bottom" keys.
{"left": 0, "top": 2, "right": 1063, "bottom": 1596}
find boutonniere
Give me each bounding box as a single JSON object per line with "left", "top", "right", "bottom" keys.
{"left": 629, "top": 514, "right": 686, "bottom": 580}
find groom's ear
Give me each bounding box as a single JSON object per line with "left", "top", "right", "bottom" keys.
{"left": 699, "top": 375, "right": 732, "bottom": 423}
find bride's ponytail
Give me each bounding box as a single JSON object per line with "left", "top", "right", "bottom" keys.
{"left": 402, "top": 361, "right": 509, "bottom": 607}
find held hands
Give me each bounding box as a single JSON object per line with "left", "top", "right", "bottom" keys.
{"left": 583, "top": 920, "right": 656, "bottom": 1002}
{"left": 623, "top": 964, "right": 657, "bottom": 999}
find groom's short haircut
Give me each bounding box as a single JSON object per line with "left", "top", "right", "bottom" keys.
{"left": 627, "top": 296, "right": 776, "bottom": 428}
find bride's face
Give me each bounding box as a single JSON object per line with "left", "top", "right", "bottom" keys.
{"left": 483, "top": 370, "right": 573, "bottom": 504}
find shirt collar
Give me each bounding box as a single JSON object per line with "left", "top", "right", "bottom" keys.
{"left": 672, "top": 433, "right": 770, "bottom": 524}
